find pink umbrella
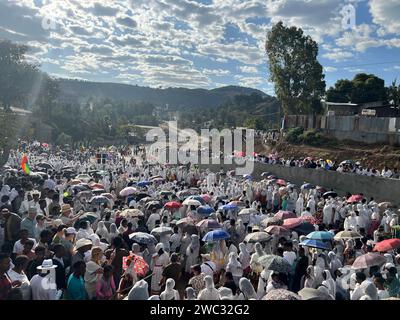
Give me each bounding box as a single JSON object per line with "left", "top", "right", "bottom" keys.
{"left": 283, "top": 218, "right": 302, "bottom": 229}
{"left": 119, "top": 186, "right": 138, "bottom": 197}
{"left": 276, "top": 179, "right": 286, "bottom": 186}
{"left": 265, "top": 225, "right": 290, "bottom": 236}
{"left": 176, "top": 217, "right": 195, "bottom": 227}
{"left": 275, "top": 210, "right": 296, "bottom": 220}
{"left": 352, "top": 253, "right": 386, "bottom": 269}
{"left": 201, "top": 194, "right": 211, "bottom": 203}
{"left": 347, "top": 194, "right": 364, "bottom": 203}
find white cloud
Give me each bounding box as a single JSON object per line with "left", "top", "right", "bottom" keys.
{"left": 322, "top": 49, "right": 354, "bottom": 62}
{"left": 239, "top": 66, "right": 259, "bottom": 73}
{"left": 369, "top": 0, "right": 400, "bottom": 35}
{"left": 324, "top": 66, "right": 338, "bottom": 72}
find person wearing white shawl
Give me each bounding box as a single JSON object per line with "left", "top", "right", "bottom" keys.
{"left": 219, "top": 287, "right": 235, "bottom": 300}
{"left": 151, "top": 243, "right": 169, "bottom": 294}
{"left": 321, "top": 269, "right": 336, "bottom": 297}
{"left": 96, "top": 221, "right": 110, "bottom": 243}
{"left": 257, "top": 266, "right": 272, "bottom": 299}
{"left": 160, "top": 278, "right": 180, "bottom": 300}
{"left": 185, "top": 287, "right": 197, "bottom": 300}
{"left": 180, "top": 232, "right": 191, "bottom": 258}
{"left": 323, "top": 200, "right": 334, "bottom": 226}
{"left": 306, "top": 196, "right": 316, "bottom": 215}
{"left": 127, "top": 280, "right": 149, "bottom": 300}
{"left": 301, "top": 265, "right": 316, "bottom": 289}
{"left": 236, "top": 219, "right": 246, "bottom": 243}
{"left": 89, "top": 233, "right": 108, "bottom": 252}
{"left": 250, "top": 242, "right": 265, "bottom": 275}
{"left": 238, "top": 242, "right": 251, "bottom": 274}
{"left": 185, "top": 234, "right": 200, "bottom": 273}
{"left": 359, "top": 281, "right": 379, "bottom": 300}
{"left": 328, "top": 251, "right": 342, "bottom": 276}
{"left": 237, "top": 277, "right": 257, "bottom": 300}
{"left": 198, "top": 275, "right": 220, "bottom": 300}
{"left": 344, "top": 211, "right": 357, "bottom": 231}
{"left": 317, "top": 285, "right": 335, "bottom": 300}
{"left": 226, "top": 252, "right": 243, "bottom": 286}
{"left": 109, "top": 223, "right": 119, "bottom": 243}
{"left": 148, "top": 295, "right": 160, "bottom": 300}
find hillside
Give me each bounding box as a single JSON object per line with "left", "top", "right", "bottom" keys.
{"left": 57, "top": 78, "right": 268, "bottom": 109}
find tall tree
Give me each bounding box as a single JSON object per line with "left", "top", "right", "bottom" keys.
{"left": 386, "top": 79, "right": 400, "bottom": 108}
{"left": 266, "top": 21, "right": 326, "bottom": 115}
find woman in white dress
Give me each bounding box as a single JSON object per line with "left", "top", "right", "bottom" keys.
{"left": 151, "top": 243, "right": 169, "bottom": 295}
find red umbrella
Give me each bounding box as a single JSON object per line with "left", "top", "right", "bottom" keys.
{"left": 123, "top": 254, "right": 149, "bottom": 277}
{"left": 373, "top": 239, "right": 400, "bottom": 252}
{"left": 352, "top": 253, "right": 386, "bottom": 269}
{"left": 164, "top": 201, "right": 182, "bottom": 209}
{"left": 90, "top": 183, "right": 104, "bottom": 189}
{"left": 347, "top": 194, "right": 364, "bottom": 203}
{"left": 275, "top": 210, "right": 296, "bottom": 220}
{"left": 276, "top": 179, "right": 286, "bottom": 186}
{"left": 283, "top": 218, "right": 302, "bottom": 229}
{"left": 299, "top": 215, "right": 318, "bottom": 224}
{"left": 201, "top": 194, "right": 211, "bottom": 203}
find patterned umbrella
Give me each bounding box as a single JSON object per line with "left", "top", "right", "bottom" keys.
{"left": 129, "top": 232, "right": 157, "bottom": 245}
{"left": 263, "top": 289, "right": 301, "bottom": 300}
{"left": 244, "top": 232, "right": 272, "bottom": 243}
{"left": 89, "top": 195, "right": 109, "bottom": 205}
{"left": 120, "top": 187, "right": 138, "bottom": 197}
{"left": 176, "top": 190, "right": 192, "bottom": 199}
{"left": 182, "top": 198, "right": 202, "bottom": 207}
{"left": 373, "top": 238, "right": 400, "bottom": 252}
{"left": 265, "top": 225, "right": 290, "bottom": 236}
{"left": 334, "top": 230, "right": 362, "bottom": 240}
{"left": 176, "top": 217, "right": 195, "bottom": 227}
{"left": 260, "top": 217, "right": 282, "bottom": 228}
{"left": 151, "top": 226, "right": 174, "bottom": 236}
{"left": 123, "top": 254, "right": 149, "bottom": 278}
{"left": 145, "top": 201, "right": 162, "bottom": 210}
{"left": 120, "top": 209, "right": 144, "bottom": 218}
{"left": 352, "top": 253, "right": 386, "bottom": 269}
{"left": 258, "top": 255, "right": 292, "bottom": 273}
{"left": 274, "top": 210, "right": 296, "bottom": 220}
{"left": 202, "top": 229, "right": 230, "bottom": 242}
{"left": 196, "top": 219, "right": 221, "bottom": 230}
{"left": 298, "top": 288, "right": 334, "bottom": 300}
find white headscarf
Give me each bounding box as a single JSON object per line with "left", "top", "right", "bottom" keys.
{"left": 238, "top": 277, "right": 257, "bottom": 300}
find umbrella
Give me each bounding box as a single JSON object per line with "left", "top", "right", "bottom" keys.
{"left": 347, "top": 194, "right": 364, "bottom": 203}
{"left": 373, "top": 239, "right": 400, "bottom": 252}
{"left": 306, "top": 231, "right": 334, "bottom": 241}
{"left": 293, "top": 222, "right": 315, "bottom": 235}
{"left": 220, "top": 204, "right": 238, "bottom": 211}
{"left": 187, "top": 195, "right": 206, "bottom": 205}
{"left": 299, "top": 239, "right": 330, "bottom": 250}
{"left": 69, "top": 179, "right": 82, "bottom": 185}
{"left": 200, "top": 194, "right": 211, "bottom": 203}
{"left": 137, "top": 181, "right": 151, "bottom": 187}
{"left": 89, "top": 195, "right": 109, "bottom": 205}
{"left": 274, "top": 210, "right": 296, "bottom": 220}
{"left": 176, "top": 190, "right": 192, "bottom": 199}
{"left": 276, "top": 179, "right": 286, "bottom": 186}
{"left": 334, "top": 230, "right": 362, "bottom": 240}
{"left": 149, "top": 175, "right": 163, "bottom": 180}
{"left": 129, "top": 232, "right": 157, "bottom": 245}
{"left": 139, "top": 197, "right": 154, "bottom": 204}
{"left": 159, "top": 190, "right": 173, "bottom": 196}
{"left": 176, "top": 217, "right": 195, "bottom": 227}
{"left": 283, "top": 218, "right": 302, "bottom": 229}
{"left": 202, "top": 229, "right": 230, "bottom": 242}
{"left": 323, "top": 191, "right": 337, "bottom": 199}
{"left": 228, "top": 200, "right": 245, "bottom": 207}
{"left": 298, "top": 288, "right": 334, "bottom": 300}
{"left": 37, "top": 162, "right": 53, "bottom": 169}
{"left": 258, "top": 255, "right": 292, "bottom": 273}
{"left": 378, "top": 202, "right": 393, "bottom": 209}
{"left": 182, "top": 199, "right": 202, "bottom": 207}
{"left": 244, "top": 232, "right": 272, "bottom": 243}
{"left": 299, "top": 215, "right": 318, "bottom": 224}
{"left": 135, "top": 193, "right": 151, "bottom": 201}
{"left": 73, "top": 212, "right": 99, "bottom": 228}
{"left": 90, "top": 183, "right": 104, "bottom": 189}
{"left": 301, "top": 183, "right": 315, "bottom": 190}
{"left": 145, "top": 201, "right": 162, "bottom": 210}
{"left": 120, "top": 209, "right": 144, "bottom": 218}
{"left": 238, "top": 208, "right": 258, "bottom": 217}
{"left": 197, "top": 205, "right": 215, "bottom": 215}
{"left": 151, "top": 177, "right": 164, "bottom": 183}
{"left": 120, "top": 187, "right": 138, "bottom": 197}
{"left": 263, "top": 289, "right": 301, "bottom": 300}
{"left": 123, "top": 254, "right": 149, "bottom": 278}
{"left": 71, "top": 184, "right": 89, "bottom": 192}
{"left": 196, "top": 219, "right": 221, "bottom": 229}
{"left": 352, "top": 253, "right": 386, "bottom": 270}
{"left": 265, "top": 225, "right": 290, "bottom": 236}
{"left": 260, "top": 217, "right": 282, "bottom": 228}
{"left": 164, "top": 201, "right": 182, "bottom": 209}
{"left": 101, "top": 193, "right": 115, "bottom": 200}
{"left": 151, "top": 226, "right": 174, "bottom": 236}
{"left": 92, "top": 188, "right": 106, "bottom": 194}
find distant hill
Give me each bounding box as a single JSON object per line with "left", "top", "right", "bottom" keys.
{"left": 56, "top": 78, "right": 269, "bottom": 109}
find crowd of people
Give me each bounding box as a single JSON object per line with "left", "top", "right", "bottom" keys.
{"left": 0, "top": 141, "right": 399, "bottom": 301}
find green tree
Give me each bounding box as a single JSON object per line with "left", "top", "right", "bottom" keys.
{"left": 265, "top": 21, "right": 326, "bottom": 115}
{"left": 387, "top": 79, "right": 400, "bottom": 108}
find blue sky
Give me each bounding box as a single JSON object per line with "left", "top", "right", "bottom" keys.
{"left": 1, "top": 0, "right": 400, "bottom": 95}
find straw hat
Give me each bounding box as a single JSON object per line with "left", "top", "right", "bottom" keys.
{"left": 74, "top": 238, "right": 92, "bottom": 250}
{"left": 37, "top": 259, "right": 57, "bottom": 270}
{"left": 61, "top": 204, "right": 72, "bottom": 214}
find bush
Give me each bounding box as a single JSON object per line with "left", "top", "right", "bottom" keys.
{"left": 285, "top": 127, "right": 304, "bottom": 144}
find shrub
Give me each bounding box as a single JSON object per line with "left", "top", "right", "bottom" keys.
{"left": 285, "top": 127, "right": 304, "bottom": 144}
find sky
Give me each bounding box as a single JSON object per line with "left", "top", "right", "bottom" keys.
{"left": 1, "top": 0, "right": 400, "bottom": 95}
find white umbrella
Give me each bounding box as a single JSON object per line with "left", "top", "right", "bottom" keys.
{"left": 182, "top": 199, "right": 202, "bottom": 207}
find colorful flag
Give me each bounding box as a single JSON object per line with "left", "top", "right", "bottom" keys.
{"left": 21, "top": 154, "right": 31, "bottom": 175}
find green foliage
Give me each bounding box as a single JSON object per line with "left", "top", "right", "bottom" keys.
{"left": 387, "top": 79, "right": 400, "bottom": 107}
{"left": 285, "top": 127, "right": 304, "bottom": 144}
{"left": 285, "top": 127, "right": 335, "bottom": 147}
{"left": 265, "top": 21, "right": 326, "bottom": 115}
{"left": 326, "top": 73, "right": 387, "bottom": 104}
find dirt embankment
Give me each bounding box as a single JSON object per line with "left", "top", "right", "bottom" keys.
{"left": 256, "top": 138, "right": 400, "bottom": 170}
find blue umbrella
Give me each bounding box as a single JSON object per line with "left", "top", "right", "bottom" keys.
{"left": 188, "top": 195, "right": 206, "bottom": 205}
{"left": 299, "top": 239, "right": 330, "bottom": 250}
{"left": 220, "top": 204, "right": 238, "bottom": 211}
{"left": 301, "top": 183, "right": 315, "bottom": 190}
{"left": 137, "top": 181, "right": 151, "bottom": 187}
{"left": 307, "top": 231, "right": 334, "bottom": 241}
{"left": 197, "top": 205, "right": 215, "bottom": 215}
{"left": 202, "top": 229, "right": 230, "bottom": 242}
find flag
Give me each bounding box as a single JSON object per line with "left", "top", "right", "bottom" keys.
{"left": 21, "top": 154, "right": 31, "bottom": 175}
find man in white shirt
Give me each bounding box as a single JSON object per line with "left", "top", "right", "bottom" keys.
{"left": 200, "top": 254, "right": 216, "bottom": 277}
{"left": 30, "top": 260, "right": 60, "bottom": 300}
{"left": 13, "top": 229, "right": 37, "bottom": 255}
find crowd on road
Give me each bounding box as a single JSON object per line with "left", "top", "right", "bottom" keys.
{"left": 0, "top": 140, "right": 399, "bottom": 301}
